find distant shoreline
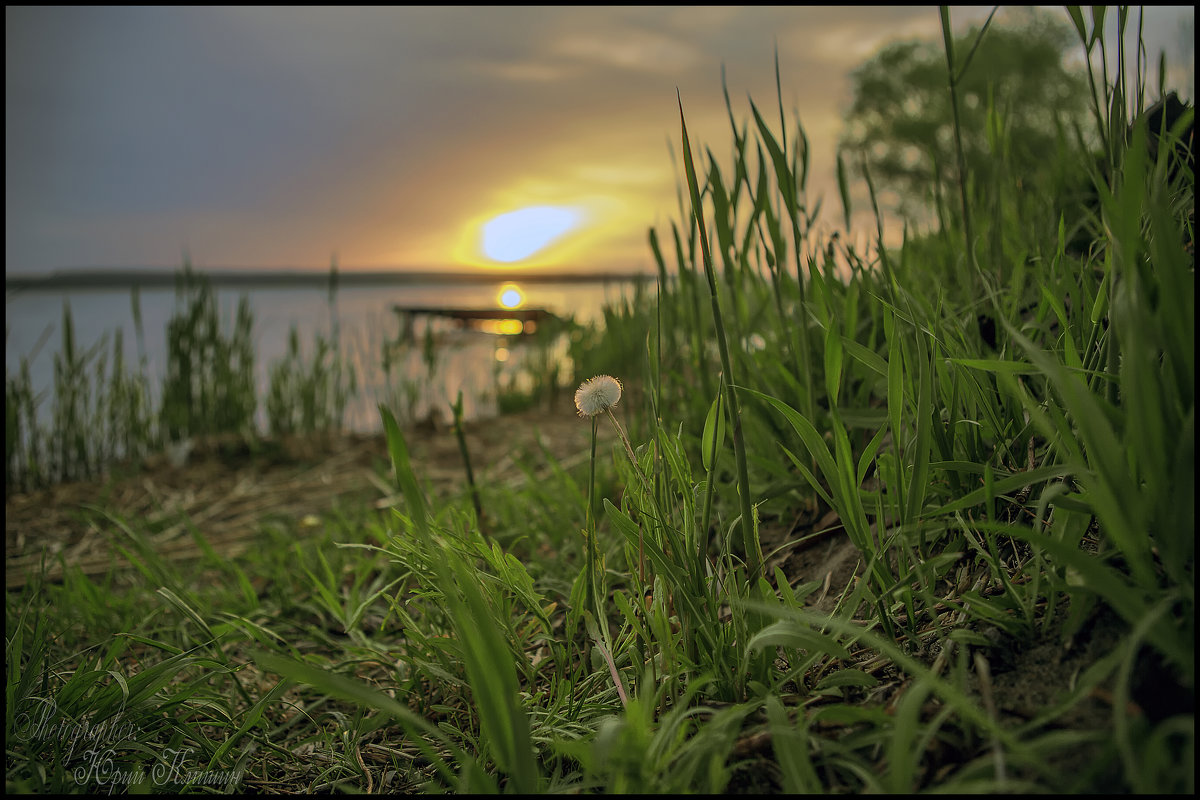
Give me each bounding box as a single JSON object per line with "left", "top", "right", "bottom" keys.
{"left": 6, "top": 268, "right": 654, "bottom": 292}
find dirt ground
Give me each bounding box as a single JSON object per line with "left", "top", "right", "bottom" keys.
{"left": 5, "top": 404, "right": 612, "bottom": 590}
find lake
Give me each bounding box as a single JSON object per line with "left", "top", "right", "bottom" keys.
{"left": 4, "top": 275, "right": 649, "bottom": 433}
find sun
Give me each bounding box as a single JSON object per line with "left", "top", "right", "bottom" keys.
{"left": 480, "top": 206, "right": 580, "bottom": 263}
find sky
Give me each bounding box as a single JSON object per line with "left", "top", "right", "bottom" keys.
{"left": 5, "top": 6, "right": 1194, "bottom": 277}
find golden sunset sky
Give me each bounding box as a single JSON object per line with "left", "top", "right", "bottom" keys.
{"left": 5, "top": 6, "right": 1193, "bottom": 276}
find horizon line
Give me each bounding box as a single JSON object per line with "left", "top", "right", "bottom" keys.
{"left": 6, "top": 266, "right": 655, "bottom": 292}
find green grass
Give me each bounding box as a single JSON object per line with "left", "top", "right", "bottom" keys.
{"left": 6, "top": 6, "right": 1193, "bottom": 794}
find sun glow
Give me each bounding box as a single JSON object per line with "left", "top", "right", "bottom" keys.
{"left": 480, "top": 206, "right": 580, "bottom": 263}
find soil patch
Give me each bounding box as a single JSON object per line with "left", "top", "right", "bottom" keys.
{"left": 5, "top": 404, "right": 612, "bottom": 589}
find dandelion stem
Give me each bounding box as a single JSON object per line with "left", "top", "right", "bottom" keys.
{"left": 586, "top": 414, "right": 600, "bottom": 619}
{"left": 605, "top": 407, "right": 651, "bottom": 583}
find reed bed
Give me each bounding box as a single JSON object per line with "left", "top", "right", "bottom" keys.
{"left": 5, "top": 263, "right": 361, "bottom": 495}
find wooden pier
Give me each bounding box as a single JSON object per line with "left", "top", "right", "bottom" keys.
{"left": 392, "top": 305, "right": 561, "bottom": 339}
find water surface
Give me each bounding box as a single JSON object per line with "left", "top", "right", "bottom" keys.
{"left": 5, "top": 277, "right": 645, "bottom": 432}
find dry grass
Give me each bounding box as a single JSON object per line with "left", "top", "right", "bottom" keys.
{"left": 6, "top": 405, "right": 615, "bottom": 590}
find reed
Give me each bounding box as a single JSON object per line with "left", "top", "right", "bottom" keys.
{"left": 265, "top": 261, "right": 357, "bottom": 438}
{"left": 159, "top": 263, "right": 256, "bottom": 443}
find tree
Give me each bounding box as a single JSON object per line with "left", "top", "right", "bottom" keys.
{"left": 839, "top": 10, "right": 1090, "bottom": 222}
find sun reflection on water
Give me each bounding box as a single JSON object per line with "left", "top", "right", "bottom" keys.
{"left": 498, "top": 283, "right": 525, "bottom": 309}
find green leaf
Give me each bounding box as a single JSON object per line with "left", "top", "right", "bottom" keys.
{"left": 824, "top": 323, "right": 844, "bottom": 408}
{"left": 701, "top": 391, "right": 726, "bottom": 473}
{"left": 441, "top": 553, "right": 539, "bottom": 793}
{"left": 746, "top": 619, "right": 851, "bottom": 660}
{"left": 380, "top": 404, "right": 431, "bottom": 541}
{"left": 837, "top": 152, "right": 852, "bottom": 231}
{"left": 814, "top": 668, "right": 880, "bottom": 691}
{"left": 951, "top": 358, "right": 1042, "bottom": 375}
{"left": 766, "top": 695, "right": 819, "bottom": 793}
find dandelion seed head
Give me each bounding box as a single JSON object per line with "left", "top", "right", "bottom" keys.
{"left": 575, "top": 375, "right": 622, "bottom": 417}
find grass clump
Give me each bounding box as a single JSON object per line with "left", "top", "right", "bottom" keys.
{"left": 6, "top": 300, "right": 157, "bottom": 493}
{"left": 159, "top": 263, "right": 257, "bottom": 444}
{"left": 266, "top": 260, "right": 357, "bottom": 438}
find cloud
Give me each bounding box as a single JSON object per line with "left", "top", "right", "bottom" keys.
{"left": 798, "top": 17, "right": 944, "bottom": 68}
{"left": 552, "top": 29, "right": 701, "bottom": 73}
{"left": 476, "top": 60, "right": 574, "bottom": 83}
